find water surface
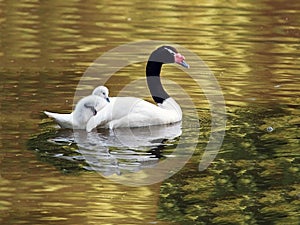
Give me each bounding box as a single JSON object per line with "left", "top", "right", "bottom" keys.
{"left": 0, "top": 0, "right": 299, "bottom": 224}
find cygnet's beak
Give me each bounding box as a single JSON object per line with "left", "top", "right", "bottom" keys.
{"left": 106, "top": 97, "right": 110, "bottom": 103}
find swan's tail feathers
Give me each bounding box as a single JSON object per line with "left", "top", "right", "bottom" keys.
{"left": 44, "top": 111, "right": 67, "bottom": 120}
{"left": 44, "top": 111, "right": 72, "bottom": 128}
{"left": 44, "top": 111, "right": 55, "bottom": 118}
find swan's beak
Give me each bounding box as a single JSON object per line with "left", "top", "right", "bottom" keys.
{"left": 174, "top": 53, "right": 190, "bottom": 68}
{"left": 106, "top": 97, "right": 110, "bottom": 103}
{"left": 177, "top": 60, "right": 190, "bottom": 69}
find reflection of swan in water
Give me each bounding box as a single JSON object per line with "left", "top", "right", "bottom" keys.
{"left": 74, "top": 123, "right": 182, "bottom": 176}
{"left": 87, "top": 122, "right": 182, "bottom": 148}
{"left": 36, "top": 123, "right": 182, "bottom": 176}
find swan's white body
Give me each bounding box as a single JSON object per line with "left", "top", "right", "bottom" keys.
{"left": 44, "top": 86, "right": 110, "bottom": 129}
{"left": 86, "top": 96, "right": 182, "bottom": 131}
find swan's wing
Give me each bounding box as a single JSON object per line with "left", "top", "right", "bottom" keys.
{"left": 102, "top": 99, "right": 179, "bottom": 128}
{"left": 44, "top": 111, "right": 73, "bottom": 129}
{"left": 119, "top": 99, "right": 182, "bottom": 127}
{"left": 108, "top": 106, "right": 174, "bottom": 128}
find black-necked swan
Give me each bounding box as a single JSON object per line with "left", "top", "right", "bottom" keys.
{"left": 44, "top": 86, "right": 110, "bottom": 129}
{"left": 86, "top": 46, "right": 189, "bottom": 131}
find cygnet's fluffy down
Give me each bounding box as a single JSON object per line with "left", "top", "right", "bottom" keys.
{"left": 44, "top": 85, "right": 110, "bottom": 129}
{"left": 44, "top": 95, "right": 109, "bottom": 129}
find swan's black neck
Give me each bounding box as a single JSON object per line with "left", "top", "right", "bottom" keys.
{"left": 146, "top": 61, "right": 170, "bottom": 104}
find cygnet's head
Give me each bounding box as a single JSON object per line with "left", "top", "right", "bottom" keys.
{"left": 92, "top": 86, "right": 110, "bottom": 102}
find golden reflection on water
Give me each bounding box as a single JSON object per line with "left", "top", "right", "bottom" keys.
{"left": 0, "top": 0, "right": 300, "bottom": 224}
{"left": 0, "top": 169, "right": 174, "bottom": 224}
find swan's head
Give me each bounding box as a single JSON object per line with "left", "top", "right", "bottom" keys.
{"left": 149, "top": 46, "right": 190, "bottom": 68}
{"left": 92, "top": 85, "right": 110, "bottom": 102}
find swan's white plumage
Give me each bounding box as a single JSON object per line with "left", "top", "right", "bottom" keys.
{"left": 86, "top": 96, "right": 182, "bottom": 131}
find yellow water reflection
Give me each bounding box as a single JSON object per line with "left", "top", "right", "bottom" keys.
{"left": 1, "top": 165, "right": 176, "bottom": 224}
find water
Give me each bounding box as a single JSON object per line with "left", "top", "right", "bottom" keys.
{"left": 0, "top": 0, "right": 299, "bottom": 224}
